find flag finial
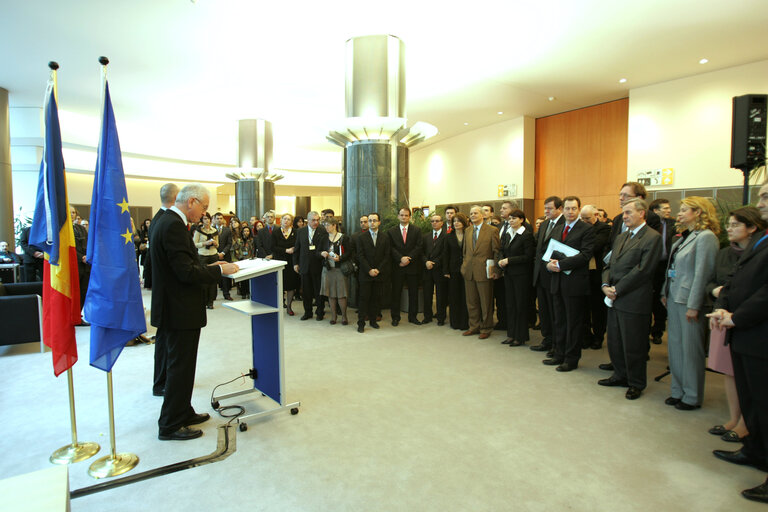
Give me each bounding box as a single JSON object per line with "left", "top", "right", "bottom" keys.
{"left": 48, "top": 61, "right": 59, "bottom": 70}
{"left": 98, "top": 56, "right": 109, "bottom": 66}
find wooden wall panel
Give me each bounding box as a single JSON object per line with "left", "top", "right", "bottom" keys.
{"left": 535, "top": 98, "right": 628, "bottom": 219}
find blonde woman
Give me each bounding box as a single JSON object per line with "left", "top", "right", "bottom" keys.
{"left": 661, "top": 196, "right": 720, "bottom": 410}
{"left": 272, "top": 213, "right": 299, "bottom": 315}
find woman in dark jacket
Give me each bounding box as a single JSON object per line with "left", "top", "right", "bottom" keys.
{"left": 498, "top": 209, "right": 535, "bottom": 346}
{"left": 271, "top": 213, "right": 299, "bottom": 315}
{"left": 320, "top": 217, "right": 352, "bottom": 325}
{"left": 444, "top": 213, "right": 469, "bottom": 331}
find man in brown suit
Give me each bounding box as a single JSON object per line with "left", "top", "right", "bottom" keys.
{"left": 461, "top": 205, "right": 500, "bottom": 339}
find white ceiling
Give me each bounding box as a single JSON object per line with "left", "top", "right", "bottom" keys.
{"left": 2, "top": 0, "right": 768, "bottom": 180}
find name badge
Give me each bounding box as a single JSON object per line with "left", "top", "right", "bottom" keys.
{"left": 667, "top": 269, "right": 676, "bottom": 279}
{"left": 309, "top": 245, "right": 316, "bottom": 251}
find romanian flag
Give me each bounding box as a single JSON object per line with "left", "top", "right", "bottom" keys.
{"left": 29, "top": 82, "right": 81, "bottom": 376}
{"left": 84, "top": 81, "right": 146, "bottom": 371}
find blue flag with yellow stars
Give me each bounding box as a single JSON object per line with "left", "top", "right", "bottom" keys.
{"left": 84, "top": 81, "right": 146, "bottom": 372}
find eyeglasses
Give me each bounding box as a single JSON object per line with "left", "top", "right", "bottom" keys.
{"left": 430, "top": 220, "right": 442, "bottom": 223}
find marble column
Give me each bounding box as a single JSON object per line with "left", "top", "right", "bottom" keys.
{"left": 236, "top": 119, "right": 275, "bottom": 220}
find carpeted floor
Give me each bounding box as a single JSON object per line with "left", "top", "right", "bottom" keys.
{"left": 0, "top": 289, "right": 765, "bottom": 511}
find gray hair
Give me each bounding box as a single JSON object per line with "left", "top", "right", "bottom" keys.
{"left": 160, "top": 183, "right": 179, "bottom": 207}
{"left": 580, "top": 204, "right": 598, "bottom": 215}
{"left": 175, "top": 184, "right": 209, "bottom": 206}
{"left": 624, "top": 197, "right": 648, "bottom": 213}
{"left": 307, "top": 210, "right": 320, "bottom": 220}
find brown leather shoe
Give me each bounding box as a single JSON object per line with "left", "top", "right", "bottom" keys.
{"left": 478, "top": 333, "right": 490, "bottom": 339}
{"left": 462, "top": 330, "right": 477, "bottom": 336}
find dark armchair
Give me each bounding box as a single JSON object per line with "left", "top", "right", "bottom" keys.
{"left": 0, "top": 282, "right": 44, "bottom": 352}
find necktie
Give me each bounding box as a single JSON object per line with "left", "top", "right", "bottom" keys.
{"left": 661, "top": 222, "right": 668, "bottom": 259}
{"left": 473, "top": 226, "right": 479, "bottom": 247}
{"left": 501, "top": 221, "right": 509, "bottom": 239}
{"left": 372, "top": 231, "right": 377, "bottom": 246}
{"left": 268, "top": 226, "right": 272, "bottom": 234}
{"left": 433, "top": 232, "right": 437, "bottom": 241}
{"left": 545, "top": 220, "right": 554, "bottom": 238}
{"left": 309, "top": 229, "right": 314, "bottom": 242}
{"left": 402, "top": 226, "right": 407, "bottom": 244}
{"left": 562, "top": 224, "right": 570, "bottom": 241}
{"left": 447, "top": 226, "right": 452, "bottom": 234}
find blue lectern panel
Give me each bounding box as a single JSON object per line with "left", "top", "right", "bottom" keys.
{"left": 251, "top": 272, "right": 278, "bottom": 308}
{"left": 251, "top": 312, "right": 281, "bottom": 404}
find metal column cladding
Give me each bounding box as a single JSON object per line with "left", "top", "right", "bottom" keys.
{"left": 345, "top": 35, "right": 406, "bottom": 119}
{"left": 0, "top": 88, "right": 13, "bottom": 249}
{"left": 236, "top": 119, "right": 275, "bottom": 219}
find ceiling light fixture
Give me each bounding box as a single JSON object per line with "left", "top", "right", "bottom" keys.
{"left": 548, "top": 96, "right": 556, "bottom": 102}
{"left": 619, "top": 78, "right": 627, "bottom": 84}
{"left": 699, "top": 58, "right": 709, "bottom": 64}
{"left": 497, "top": 111, "right": 503, "bottom": 115}
{"left": 463, "top": 122, "right": 469, "bottom": 126}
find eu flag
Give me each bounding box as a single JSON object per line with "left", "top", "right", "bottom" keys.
{"left": 29, "top": 82, "right": 81, "bottom": 376}
{"left": 84, "top": 81, "right": 146, "bottom": 372}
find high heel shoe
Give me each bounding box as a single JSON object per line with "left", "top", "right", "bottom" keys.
{"left": 287, "top": 309, "right": 295, "bottom": 316}
{"left": 330, "top": 318, "right": 337, "bottom": 325}
{"left": 341, "top": 318, "right": 348, "bottom": 325}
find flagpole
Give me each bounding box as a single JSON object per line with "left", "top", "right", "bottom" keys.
{"left": 88, "top": 56, "right": 139, "bottom": 479}
{"left": 47, "top": 60, "right": 101, "bottom": 466}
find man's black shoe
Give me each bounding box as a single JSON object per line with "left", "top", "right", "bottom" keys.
{"left": 370, "top": 321, "right": 380, "bottom": 329}
{"left": 530, "top": 343, "right": 550, "bottom": 352}
{"left": 713, "top": 449, "right": 768, "bottom": 473}
{"left": 625, "top": 387, "right": 642, "bottom": 400}
{"left": 598, "top": 377, "right": 628, "bottom": 387}
{"left": 158, "top": 426, "right": 202, "bottom": 441}
{"left": 421, "top": 318, "right": 432, "bottom": 324}
{"left": 300, "top": 314, "right": 312, "bottom": 320}
{"left": 391, "top": 319, "right": 400, "bottom": 326}
{"left": 316, "top": 315, "right": 324, "bottom": 321}
{"left": 542, "top": 358, "right": 564, "bottom": 366}
{"left": 409, "top": 319, "right": 422, "bottom": 325}
{"left": 651, "top": 335, "right": 663, "bottom": 345}
{"left": 357, "top": 324, "right": 364, "bottom": 333}
{"left": 224, "top": 295, "right": 233, "bottom": 301}
{"left": 152, "top": 389, "right": 164, "bottom": 397}
{"left": 437, "top": 320, "right": 445, "bottom": 326}
{"left": 185, "top": 413, "right": 210, "bottom": 426}
{"left": 742, "top": 479, "right": 768, "bottom": 504}
{"left": 598, "top": 362, "right": 614, "bottom": 371}
{"left": 556, "top": 362, "right": 577, "bottom": 372}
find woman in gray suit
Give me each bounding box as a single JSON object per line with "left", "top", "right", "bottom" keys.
{"left": 661, "top": 196, "right": 720, "bottom": 410}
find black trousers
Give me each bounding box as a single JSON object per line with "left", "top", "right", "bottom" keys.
{"left": 153, "top": 329, "right": 167, "bottom": 395}
{"left": 358, "top": 279, "right": 383, "bottom": 325}
{"left": 504, "top": 275, "right": 530, "bottom": 342}
{"left": 650, "top": 264, "right": 668, "bottom": 338}
{"left": 585, "top": 269, "right": 607, "bottom": 344}
{"left": 391, "top": 270, "right": 420, "bottom": 322}
{"left": 158, "top": 327, "right": 200, "bottom": 434}
{"left": 448, "top": 272, "right": 469, "bottom": 330}
{"left": 422, "top": 269, "right": 447, "bottom": 322}
{"left": 536, "top": 277, "right": 555, "bottom": 347}
{"left": 302, "top": 270, "right": 324, "bottom": 317}
{"left": 551, "top": 291, "right": 586, "bottom": 365}
{"left": 77, "top": 263, "right": 90, "bottom": 309}
{"left": 23, "top": 260, "right": 43, "bottom": 282}
{"left": 607, "top": 308, "right": 650, "bottom": 389}
{"left": 199, "top": 254, "right": 218, "bottom": 305}
{"left": 732, "top": 348, "right": 768, "bottom": 466}
{"left": 493, "top": 277, "right": 506, "bottom": 328}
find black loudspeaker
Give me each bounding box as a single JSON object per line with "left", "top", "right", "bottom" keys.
{"left": 731, "top": 94, "right": 767, "bottom": 170}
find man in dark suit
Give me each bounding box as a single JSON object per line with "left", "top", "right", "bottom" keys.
{"left": 150, "top": 184, "right": 239, "bottom": 441}
{"left": 580, "top": 204, "right": 612, "bottom": 349}
{"left": 530, "top": 196, "right": 565, "bottom": 353}
{"left": 356, "top": 212, "right": 389, "bottom": 333}
{"left": 388, "top": 207, "right": 424, "bottom": 326}
{"left": 293, "top": 210, "right": 328, "bottom": 320}
{"left": 19, "top": 225, "right": 44, "bottom": 282}
{"left": 70, "top": 206, "right": 90, "bottom": 315}
{"left": 545, "top": 196, "right": 594, "bottom": 372}
{"left": 256, "top": 210, "right": 276, "bottom": 258}
{"left": 422, "top": 214, "right": 447, "bottom": 325}
{"left": 600, "top": 181, "right": 661, "bottom": 372}
{"left": 213, "top": 212, "right": 233, "bottom": 300}
{"left": 151, "top": 183, "right": 178, "bottom": 398}
{"left": 709, "top": 181, "right": 768, "bottom": 504}
{"left": 599, "top": 198, "right": 662, "bottom": 399}
{"left": 649, "top": 198, "right": 676, "bottom": 345}
{"left": 461, "top": 205, "right": 500, "bottom": 339}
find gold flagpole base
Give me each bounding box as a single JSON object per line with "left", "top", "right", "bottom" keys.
{"left": 50, "top": 441, "right": 101, "bottom": 465}
{"left": 88, "top": 452, "right": 139, "bottom": 479}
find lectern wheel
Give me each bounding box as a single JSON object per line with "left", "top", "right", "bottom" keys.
{"left": 291, "top": 408, "right": 299, "bottom": 415}
{"left": 239, "top": 422, "right": 248, "bottom": 432}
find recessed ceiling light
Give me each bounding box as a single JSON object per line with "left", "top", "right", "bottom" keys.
{"left": 497, "top": 111, "right": 503, "bottom": 115}
{"left": 619, "top": 78, "right": 627, "bottom": 84}
{"left": 699, "top": 58, "right": 709, "bottom": 64}
{"left": 548, "top": 96, "right": 556, "bottom": 102}
{"left": 463, "top": 122, "right": 469, "bottom": 126}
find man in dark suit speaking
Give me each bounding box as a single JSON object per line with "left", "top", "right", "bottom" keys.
{"left": 599, "top": 198, "right": 661, "bottom": 399}
{"left": 151, "top": 184, "right": 239, "bottom": 441}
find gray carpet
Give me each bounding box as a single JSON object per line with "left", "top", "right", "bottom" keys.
{"left": 0, "top": 290, "right": 765, "bottom": 511}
